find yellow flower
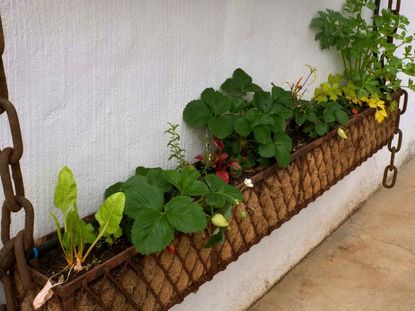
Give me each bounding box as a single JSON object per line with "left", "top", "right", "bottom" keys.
{"left": 375, "top": 109, "right": 387, "bottom": 123}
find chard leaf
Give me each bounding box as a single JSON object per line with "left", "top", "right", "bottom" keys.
{"left": 122, "top": 175, "right": 164, "bottom": 218}
{"left": 54, "top": 166, "right": 77, "bottom": 220}
{"left": 79, "top": 220, "right": 96, "bottom": 245}
{"left": 165, "top": 196, "right": 206, "bottom": 233}
{"left": 131, "top": 208, "right": 174, "bottom": 255}
{"left": 95, "top": 192, "right": 125, "bottom": 236}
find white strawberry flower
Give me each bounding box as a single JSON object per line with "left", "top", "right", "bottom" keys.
{"left": 244, "top": 178, "right": 254, "bottom": 188}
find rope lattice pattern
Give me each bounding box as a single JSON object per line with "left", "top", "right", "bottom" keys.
{"left": 15, "top": 108, "right": 398, "bottom": 311}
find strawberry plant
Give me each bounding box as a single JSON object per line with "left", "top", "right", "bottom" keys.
{"left": 107, "top": 166, "right": 242, "bottom": 254}
{"left": 51, "top": 167, "right": 125, "bottom": 271}
{"left": 183, "top": 68, "right": 294, "bottom": 168}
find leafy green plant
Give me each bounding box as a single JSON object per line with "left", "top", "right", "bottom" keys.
{"left": 51, "top": 167, "right": 125, "bottom": 271}
{"left": 293, "top": 97, "right": 348, "bottom": 138}
{"left": 183, "top": 68, "right": 294, "bottom": 168}
{"left": 310, "top": 0, "right": 415, "bottom": 121}
{"left": 165, "top": 122, "right": 187, "bottom": 169}
{"left": 107, "top": 165, "right": 242, "bottom": 254}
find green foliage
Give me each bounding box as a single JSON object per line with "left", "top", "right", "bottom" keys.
{"left": 165, "top": 123, "right": 187, "bottom": 169}
{"left": 183, "top": 88, "right": 235, "bottom": 139}
{"left": 221, "top": 68, "right": 263, "bottom": 97}
{"left": 293, "top": 99, "right": 349, "bottom": 138}
{"left": 311, "top": 0, "right": 415, "bottom": 95}
{"left": 51, "top": 167, "right": 125, "bottom": 270}
{"left": 109, "top": 165, "right": 242, "bottom": 254}
{"left": 183, "top": 68, "right": 294, "bottom": 169}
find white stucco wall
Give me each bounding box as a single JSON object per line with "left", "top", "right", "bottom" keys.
{"left": 0, "top": 0, "right": 414, "bottom": 308}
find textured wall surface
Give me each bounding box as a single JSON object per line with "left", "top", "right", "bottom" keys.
{"left": 0, "top": 0, "right": 414, "bottom": 308}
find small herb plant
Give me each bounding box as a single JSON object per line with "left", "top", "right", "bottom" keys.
{"left": 51, "top": 167, "right": 125, "bottom": 271}
{"left": 311, "top": 0, "right": 415, "bottom": 122}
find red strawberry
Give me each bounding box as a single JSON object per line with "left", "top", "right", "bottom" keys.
{"left": 201, "top": 232, "right": 207, "bottom": 240}
{"left": 352, "top": 108, "right": 359, "bottom": 115}
{"left": 168, "top": 244, "right": 175, "bottom": 255}
{"left": 216, "top": 170, "right": 229, "bottom": 183}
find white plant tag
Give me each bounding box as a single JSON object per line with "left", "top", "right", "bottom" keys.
{"left": 32, "top": 275, "right": 64, "bottom": 310}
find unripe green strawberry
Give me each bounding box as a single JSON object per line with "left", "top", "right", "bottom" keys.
{"left": 337, "top": 128, "right": 347, "bottom": 139}
{"left": 211, "top": 214, "right": 229, "bottom": 227}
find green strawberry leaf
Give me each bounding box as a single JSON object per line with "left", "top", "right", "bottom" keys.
{"left": 104, "top": 182, "right": 124, "bottom": 199}
{"left": 183, "top": 99, "right": 212, "bottom": 128}
{"left": 204, "top": 228, "right": 225, "bottom": 248}
{"left": 207, "top": 115, "right": 234, "bottom": 139}
{"left": 234, "top": 118, "right": 251, "bottom": 136}
{"left": 258, "top": 142, "right": 275, "bottom": 158}
{"left": 165, "top": 196, "right": 206, "bottom": 233}
{"left": 335, "top": 110, "right": 349, "bottom": 124}
{"left": 315, "top": 122, "right": 329, "bottom": 136}
{"left": 253, "top": 125, "right": 271, "bottom": 144}
{"left": 131, "top": 208, "right": 174, "bottom": 255}
{"left": 201, "top": 88, "right": 232, "bottom": 115}
{"left": 274, "top": 132, "right": 292, "bottom": 167}
{"left": 204, "top": 174, "right": 243, "bottom": 208}
{"left": 163, "top": 168, "right": 209, "bottom": 196}
{"left": 122, "top": 175, "right": 164, "bottom": 218}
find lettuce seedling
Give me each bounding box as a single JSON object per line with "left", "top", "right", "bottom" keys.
{"left": 51, "top": 167, "right": 125, "bottom": 271}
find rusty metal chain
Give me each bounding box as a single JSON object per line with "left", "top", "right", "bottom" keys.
{"left": 383, "top": 89, "right": 408, "bottom": 188}
{"left": 380, "top": 0, "right": 408, "bottom": 189}
{"left": 0, "top": 15, "right": 34, "bottom": 311}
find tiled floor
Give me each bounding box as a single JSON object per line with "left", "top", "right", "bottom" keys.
{"left": 248, "top": 159, "right": 415, "bottom": 311}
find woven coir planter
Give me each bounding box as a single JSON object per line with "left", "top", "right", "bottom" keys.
{"left": 14, "top": 105, "right": 399, "bottom": 311}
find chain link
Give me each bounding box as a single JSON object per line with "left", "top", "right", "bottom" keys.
{"left": 380, "top": 0, "right": 407, "bottom": 189}
{"left": 382, "top": 89, "right": 408, "bottom": 188}
{"left": 0, "top": 14, "right": 34, "bottom": 311}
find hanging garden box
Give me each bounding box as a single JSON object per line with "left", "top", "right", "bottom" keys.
{"left": 11, "top": 91, "right": 402, "bottom": 311}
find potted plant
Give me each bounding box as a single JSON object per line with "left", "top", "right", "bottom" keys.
{"left": 5, "top": 0, "right": 413, "bottom": 310}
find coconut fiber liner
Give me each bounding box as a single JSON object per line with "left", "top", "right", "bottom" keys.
{"left": 13, "top": 107, "right": 399, "bottom": 311}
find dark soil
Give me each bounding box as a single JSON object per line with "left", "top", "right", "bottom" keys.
{"left": 34, "top": 223, "right": 133, "bottom": 281}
